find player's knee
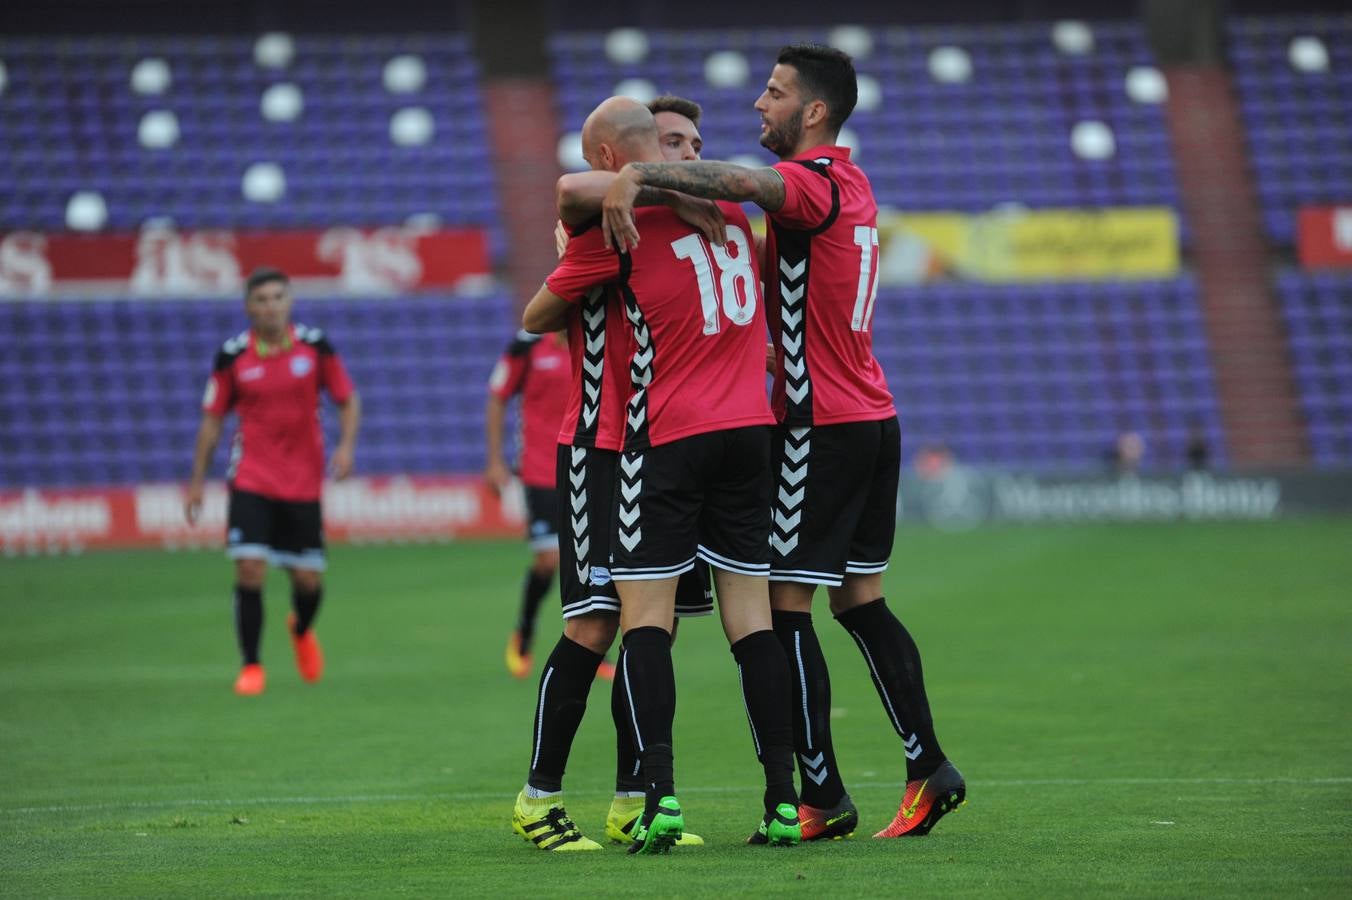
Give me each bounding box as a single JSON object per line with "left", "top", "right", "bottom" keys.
{"left": 827, "top": 574, "right": 882, "bottom": 615}
{"left": 235, "top": 559, "right": 267, "bottom": 589}
{"left": 769, "top": 580, "right": 816, "bottom": 613}
{"left": 532, "top": 548, "right": 560, "bottom": 576}
{"left": 289, "top": 568, "right": 323, "bottom": 594}
{"left": 563, "top": 612, "right": 618, "bottom": 654}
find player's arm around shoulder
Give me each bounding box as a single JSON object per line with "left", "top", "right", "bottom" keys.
{"left": 602, "top": 161, "right": 784, "bottom": 252}
{"left": 523, "top": 284, "right": 572, "bottom": 334}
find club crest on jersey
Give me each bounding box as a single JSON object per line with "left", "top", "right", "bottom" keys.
{"left": 589, "top": 566, "right": 612, "bottom": 586}
{"left": 290, "top": 356, "right": 314, "bottom": 377}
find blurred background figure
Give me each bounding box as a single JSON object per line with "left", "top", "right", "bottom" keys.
{"left": 1186, "top": 424, "right": 1212, "bottom": 471}
{"left": 184, "top": 267, "right": 361, "bottom": 696}
{"left": 914, "top": 443, "right": 957, "bottom": 480}
{"left": 1108, "top": 431, "right": 1146, "bottom": 474}
{"left": 484, "top": 330, "right": 570, "bottom": 679}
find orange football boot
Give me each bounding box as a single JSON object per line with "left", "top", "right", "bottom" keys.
{"left": 798, "top": 794, "right": 858, "bottom": 841}
{"left": 505, "top": 631, "right": 532, "bottom": 679}
{"left": 288, "top": 614, "right": 324, "bottom": 683}
{"left": 875, "top": 761, "right": 966, "bottom": 838}
{"left": 234, "top": 663, "right": 266, "bottom": 696}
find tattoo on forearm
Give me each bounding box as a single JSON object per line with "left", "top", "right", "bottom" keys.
{"left": 631, "top": 162, "right": 784, "bottom": 209}
{"left": 636, "top": 186, "right": 675, "bottom": 208}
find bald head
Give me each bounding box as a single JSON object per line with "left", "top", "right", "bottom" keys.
{"left": 581, "top": 96, "right": 661, "bottom": 172}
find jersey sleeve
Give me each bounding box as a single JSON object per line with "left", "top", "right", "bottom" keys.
{"left": 202, "top": 350, "right": 236, "bottom": 416}
{"left": 771, "top": 160, "right": 838, "bottom": 231}
{"left": 298, "top": 327, "right": 355, "bottom": 404}
{"left": 545, "top": 224, "right": 620, "bottom": 302}
{"left": 320, "top": 348, "right": 355, "bottom": 404}
{"left": 488, "top": 333, "right": 535, "bottom": 400}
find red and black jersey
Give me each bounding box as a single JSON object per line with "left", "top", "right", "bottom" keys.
{"left": 487, "top": 330, "right": 570, "bottom": 488}
{"left": 547, "top": 222, "right": 638, "bottom": 452}
{"left": 202, "top": 323, "right": 355, "bottom": 502}
{"left": 546, "top": 204, "right": 774, "bottom": 451}
{"left": 765, "top": 144, "right": 896, "bottom": 427}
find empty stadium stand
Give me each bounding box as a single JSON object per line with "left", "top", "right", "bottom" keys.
{"left": 0, "top": 294, "right": 517, "bottom": 487}
{"left": 0, "top": 34, "right": 498, "bottom": 232}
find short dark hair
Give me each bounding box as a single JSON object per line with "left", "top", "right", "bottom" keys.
{"left": 245, "top": 266, "right": 289, "bottom": 298}
{"left": 777, "top": 42, "right": 857, "bottom": 133}
{"left": 647, "top": 95, "right": 702, "bottom": 127}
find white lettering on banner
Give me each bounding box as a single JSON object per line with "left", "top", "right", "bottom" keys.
{"left": 992, "top": 473, "right": 1281, "bottom": 521}
{"left": 317, "top": 227, "right": 424, "bottom": 292}
{"left": 1334, "top": 208, "right": 1352, "bottom": 252}
{"left": 134, "top": 484, "right": 227, "bottom": 532}
{"left": 0, "top": 490, "right": 111, "bottom": 540}
{"left": 0, "top": 232, "right": 53, "bottom": 295}
{"left": 131, "top": 227, "right": 240, "bottom": 294}
{"left": 323, "top": 477, "right": 483, "bottom": 529}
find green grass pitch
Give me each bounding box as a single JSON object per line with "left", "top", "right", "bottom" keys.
{"left": 2, "top": 521, "right": 1350, "bottom": 897}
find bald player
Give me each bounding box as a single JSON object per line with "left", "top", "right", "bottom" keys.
{"left": 509, "top": 97, "right": 727, "bottom": 852}
{"left": 524, "top": 97, "right": 800, "bottom": 854}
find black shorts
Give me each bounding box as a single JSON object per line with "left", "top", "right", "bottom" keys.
{"left": 557, "top": 444, "right": 712, "bottom": 619}
{"left": 770, "top": 416, "right": 900, "bottom": 586}
{"left": 524, "top": 485, "right": 559, "bottom": 550}
{"left": 226, "top": 488, "right": 326, "bottom": 571}
{"left": 610, "top": 426, "right": 772, "bottom": 581}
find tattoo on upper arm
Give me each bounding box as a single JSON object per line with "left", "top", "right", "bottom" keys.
{"left": 754, "top": 169, "right": 786, "bottom": 212}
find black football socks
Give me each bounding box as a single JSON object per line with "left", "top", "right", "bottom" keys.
{"left": 621, "top": 626, "right": 677, "bottom": 818}
{"left": 291, "top": 585, "right": 322, "bottom": 635}
{"left": 610, "top": 646, "right": 644, "bottom": 793}
{"left": 516, "top": 568, "right": 554, "bottom": 654}
{"left": 525, "top": 636, "right": 603, "bottom": 793}
{"left": 730, "top": 629, "right": 798, "bottom": 813}
{"left": 234, "top": 585, "right": 263, "bottom": 665}
{"left": 771, "top": 610, "right": 848, "bottom": 808}
{"left": 836, "top": 598, "right": 946, "bottom": 780}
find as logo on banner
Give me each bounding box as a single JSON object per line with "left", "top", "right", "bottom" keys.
{"left": 317, "top": 226, "right": 425, "bottom": 292}
{"left": 0, "top": 232, "right": 53, "bottom": 294}
{"left": 132, "top": 227, "right": 240, "bottom": 293}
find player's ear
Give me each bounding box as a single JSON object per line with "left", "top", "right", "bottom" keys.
{"left": 804, "top": 99, "right": 828, "bottom": 130}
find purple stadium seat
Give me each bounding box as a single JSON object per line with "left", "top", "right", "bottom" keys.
{"left": 0, "top": 294, "right": 513, "bottom": 488}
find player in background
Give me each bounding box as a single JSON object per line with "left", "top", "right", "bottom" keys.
{"left": 507, "top": 96, "right": 718, "bottom": 852}
{"left": 185, "top": 267, "right": 361, "bottom": 696}
{"left": 484, "top": 329, "right": 573, "bottom": 679}
{"left": 527, "top": 97, "right": 801, "bottom": 854}
{"left": 600, "top": 44, "right": 965, "bottom": 840}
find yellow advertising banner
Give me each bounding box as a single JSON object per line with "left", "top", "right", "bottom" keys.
{"left": 876, "top": 207, "right": 1179, "bottom": 284}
